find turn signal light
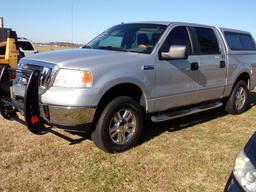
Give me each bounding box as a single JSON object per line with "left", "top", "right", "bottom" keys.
{"left": 83, "top": 71, "right": 93, "bottom": 87}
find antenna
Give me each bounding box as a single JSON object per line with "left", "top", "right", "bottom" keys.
{"left": 71, "top": 4, "right": 74, "bottom": 44}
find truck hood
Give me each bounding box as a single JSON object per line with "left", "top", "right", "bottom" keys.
{"left": 22, "top": 48, "right": 141, "bottom": 69}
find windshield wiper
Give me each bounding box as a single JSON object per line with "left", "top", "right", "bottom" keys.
{"left": 97, "top": 46, "right": 127, "bottom": 52}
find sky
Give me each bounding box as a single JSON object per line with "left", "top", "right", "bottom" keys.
{"left": 1, "top": 0, "right": 256, "bottom": 44}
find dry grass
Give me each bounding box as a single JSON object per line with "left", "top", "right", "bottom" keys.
{"left": 1, "top": 92, "right": 256, "bottom": 192}
{"left": 37, "top": 45, "right": 71, "bottom": 52}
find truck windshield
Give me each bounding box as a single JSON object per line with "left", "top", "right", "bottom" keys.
{"left": 85, "top": 24, "right": 167, "bottom": 54}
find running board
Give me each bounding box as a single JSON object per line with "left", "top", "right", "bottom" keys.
{"left": 151, "top": 101, "right": 223, "bottom": 123}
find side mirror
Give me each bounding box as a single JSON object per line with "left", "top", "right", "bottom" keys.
{"left": 160, "top": 45, "right": 188, "bottom": 60}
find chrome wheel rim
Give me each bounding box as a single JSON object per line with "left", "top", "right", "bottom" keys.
{"left": 109, "top": 109, "right": 136, "bottom": 145}
{"left": 235, "top": 87, "right": 246, "bottom": 110}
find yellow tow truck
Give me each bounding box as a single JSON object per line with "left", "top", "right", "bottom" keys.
{"left": 0, "top": 28, "right": 20, "bottom": 68}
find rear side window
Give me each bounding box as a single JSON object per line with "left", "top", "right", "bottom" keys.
{"left": 18, "top": 41, "right": 34, "bottom": 51}
{"left": 194, "top": 27, "right": 220, "bottom": 54}
{"left": 225, "top": 32, "right": 256, "bottom": 50}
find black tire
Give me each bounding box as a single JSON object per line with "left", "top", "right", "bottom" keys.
{"left": 225, "top": 80, "right": 249, "bottom": 114}
{"left": 91, "top": 96, "right": 143, "bottom": 153}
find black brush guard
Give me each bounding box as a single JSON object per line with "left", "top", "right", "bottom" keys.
{"left": 0, "top": 65, "right": 47, "bottom": 134}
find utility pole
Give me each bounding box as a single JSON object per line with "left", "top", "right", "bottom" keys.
{"left": 0, "top": 17, "right": 4, "bottom": 28}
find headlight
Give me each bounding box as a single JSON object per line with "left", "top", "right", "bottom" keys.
{"left": 54, "top": 69, "right": 93, "bottom": 88}
{"left": 233, "top": 150, "right": 256, "bottom": 192}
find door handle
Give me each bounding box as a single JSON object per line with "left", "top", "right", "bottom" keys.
{"left": 142, "top": 65, "right": 154, "bottom": 70}
{"left": 220, "top": 61, "right": 225, "bottom": 68}
{"left": 191, "top": 62, "right": 199, "bottom": 71}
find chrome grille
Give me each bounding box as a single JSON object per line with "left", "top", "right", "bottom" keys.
{"left": 40, "top": 67, "right": 52, "bottom": 89}
{"left": 16, "top": 63, "right": 58, "bottom": 92}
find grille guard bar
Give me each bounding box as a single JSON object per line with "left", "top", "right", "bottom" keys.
{"left": 0, "top": 65, "right": 47, "bottom": 134}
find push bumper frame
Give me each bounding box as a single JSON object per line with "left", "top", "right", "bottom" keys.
{"left": 0, "top": 65, "right": 47, "bottom": 134}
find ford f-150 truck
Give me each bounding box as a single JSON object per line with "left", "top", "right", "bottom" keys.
{"left": 1, "top": 22, "right": 256, "bottom": 153}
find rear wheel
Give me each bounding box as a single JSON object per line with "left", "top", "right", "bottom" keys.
{"left": 91, "top": 96, "right": 143, "bottom": 153}
{"left": 225, "top": 80, "right": 249, "bottom": 114}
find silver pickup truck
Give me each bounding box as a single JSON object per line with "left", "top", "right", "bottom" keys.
{"left": 1, "top": 22, "right": 256, "bottom": 152}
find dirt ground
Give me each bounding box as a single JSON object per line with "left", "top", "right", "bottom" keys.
{"left": 1, "top": 92, "right": 256, "bottom": 191}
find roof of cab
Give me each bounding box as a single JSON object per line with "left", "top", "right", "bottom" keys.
{"left": 124, "top": 21, "right": 215, "bottom": 28}
{"left": 124, "top": 21, "right": 172, "bottom": 25}
{"left": 123, "top": 21, "right": 252, "bottom": 35}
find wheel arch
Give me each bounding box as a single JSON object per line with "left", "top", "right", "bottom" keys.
{"left": 93, "top": 82, "right": 148, "bottom": 125}
{"left": 234, "top": 72, "right": 250, "bottom": 89}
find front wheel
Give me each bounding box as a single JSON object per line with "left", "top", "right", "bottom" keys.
{"left": 91, "top": 96, "right": 143, "bottom": 153}
{"left": 225, "top": 80, "right": 249, "bottom": 114}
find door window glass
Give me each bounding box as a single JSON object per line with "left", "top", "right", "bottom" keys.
{"left": 194, "top": 27, "right": 220, "bottom": 54}
{"left": 160, "top": 26, "right": 192, "bottom": 54}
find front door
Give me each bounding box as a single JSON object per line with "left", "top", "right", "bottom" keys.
{"left": 153, "top": 26, "right": 200, "bottom": 112}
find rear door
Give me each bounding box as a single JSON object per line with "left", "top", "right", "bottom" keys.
{"left": 191, "top": 27, "right": 226, "bottom": 102}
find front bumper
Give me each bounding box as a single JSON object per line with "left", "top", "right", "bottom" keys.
{"left": 11, "top": 67, "right": 100, "bottom": 128}
{"left": 0, "top": 66, "right": 96, "bottom": 134}
{"left": 12, "top": 73, "right": 97, "bottom": 127}
{"left": 41, "top": 105, "right": 96, "bottom": 127}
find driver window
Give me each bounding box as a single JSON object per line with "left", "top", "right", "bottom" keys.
{"left": 160, "top": 26, "right": 192, "bottom": 54}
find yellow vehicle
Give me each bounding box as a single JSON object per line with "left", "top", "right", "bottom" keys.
{"left": 0, "top": 28, "right": 20, "bottom": 68}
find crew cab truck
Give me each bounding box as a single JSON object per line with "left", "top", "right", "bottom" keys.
{"left": 1, "top": 22, "right": 256, "bottom": 153}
